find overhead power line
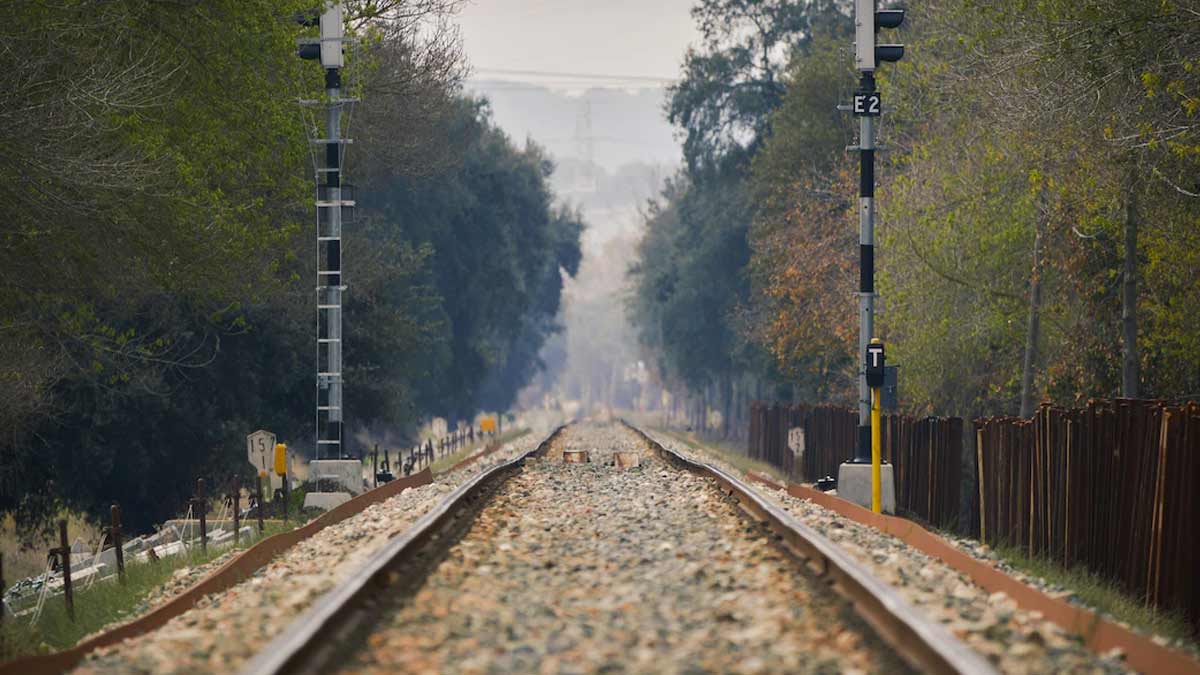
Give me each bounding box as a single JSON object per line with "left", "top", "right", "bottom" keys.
{"left": 472, "top": 67, "right": 677, "bottom": 84}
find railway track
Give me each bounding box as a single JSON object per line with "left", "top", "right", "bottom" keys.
{"left": 241, "top": 422, "right": 996, "bottom": 675}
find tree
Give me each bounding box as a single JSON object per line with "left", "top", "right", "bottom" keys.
{"left": 356, "top": 98, "right": 583, "bottom": 422}
{"left": 738, "top": 32, "right": 857, "bottom": 400}
{"left": 880, "top": 0, "right": 1200, "bottom": 413}
{"left": 669, "top": 0, "right": 849, "bottom": 171}
{"left": 0, "top": 0, "right": 532, "bottom": 536}
{"left": 630, "top": 0, "right": 850, "bottom": 436}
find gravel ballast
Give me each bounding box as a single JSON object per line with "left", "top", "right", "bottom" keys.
{"left": 71, "top": 431, "right": 551, "bottom": 675}
{"left": 642, "top": 428, "right": 1136, "bottom": 675}
{"left": 339, "top": 422, "right": 909, "bottom": 675}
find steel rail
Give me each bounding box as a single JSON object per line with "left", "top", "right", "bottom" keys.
{"left": 239, "top": 425, "right": 565, "bottom": 675}
{"left": 623, "top": 422, "right": 998, "bottom": 675}
{"left": 244, "top": 421, "right": 995, "bottom": 675}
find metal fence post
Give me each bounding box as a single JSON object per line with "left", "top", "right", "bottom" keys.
{"left": 232, "top": 480, "right": 241, "bottom": 547}
{"left": 58, "top": 519, "right": 74, "bottom": 621}
{"left": 111, "top": 504, "right": 125, "bottom": 584}
{"left": 255, "top": 475, "right": 265, "bottom": 534}
{"left": 196, "top": 478, "right": 207, "bottom": 553}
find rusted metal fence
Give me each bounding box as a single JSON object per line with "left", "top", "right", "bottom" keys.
{"left": 976, "top": 400, "right": 1200, "bottom": 633}
{"left": 885, "top": 414, "right": 964, "bottom": 534}
{"left": 747, "top": 402, "right": 964, "bottom": 531}
{"left": 750, "top": 397, "right": 1200, "bottom": 633}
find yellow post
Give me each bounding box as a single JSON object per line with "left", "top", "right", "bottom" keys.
{"left": 871, "top": 386, "right": 882, "bottom": 513}
{"left": 274, "top": 443, "right": 288, "bottom": 477}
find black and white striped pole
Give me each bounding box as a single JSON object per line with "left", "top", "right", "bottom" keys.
{"left": 839, "top": 0, "right": 903, "bottom": 511}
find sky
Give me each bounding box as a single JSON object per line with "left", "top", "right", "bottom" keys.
{"left": 454, "top": 0, "right": 700, "bottom": 87}
{"left": 452, "top": 0, "right": 701, "bottom": 173}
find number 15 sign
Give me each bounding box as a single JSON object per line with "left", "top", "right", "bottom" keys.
{"left": 247, "top": 429, "right": 276, "bottom": 478}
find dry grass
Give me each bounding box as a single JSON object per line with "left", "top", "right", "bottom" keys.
{"left": 0, "top": 521, "right": 294, "bottom": 661}
{"left": 429, "top": 429, "right": 528, "bottom": 474}
{"left": 993, "top": 544, "right": 1196, "bottom": 645}
{"left": 2, "top": 513, "right": 103, "bottom": 583}
{"left": 656, "top": 429, "right": 788, "bottom": 483}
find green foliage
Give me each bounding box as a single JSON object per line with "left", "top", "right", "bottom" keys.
{"left": 0, "top": 522, "right": 295, "bottom": 660}
{"left": 737, "top": 0, "right": 1200, "bottom": 416}
{"left": 669, "top": 0, "right": 850, "bottom": 171}
{"left": 0, "top": 0, "right": 313, "bottom": 535}
{"left": 631, "top": 0, "right": 847, "bottom": 425}
{"left": 876, "top": 0, "right": 1200, "bottom": 412}
{"left": 357, "top": 98, "right": 583, "bottom": 420}
{"left": 648, "top": 0, "right": 1200, "bottom": 420}
{"left": 740, "top": 32, "right": 858, "bottom": 401}
{"left": 0, "top": 3, "right": 583, "bottom": 539}
{"left": 993, "top": 543, "right": 1194, "bottom": 644}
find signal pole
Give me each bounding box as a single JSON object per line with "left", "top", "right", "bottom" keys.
{"left": 298, "top": 3, "right": 352, "bottom": 462}
{"left": 319, "top": 50, "right": 345, "bottom": 463}
{"left": 855, "top": 68, "right": 877, "bottom": 465}
{"left": 838, "top": 0, "right": 903, "bottom": 512}
{"left": 298, "top": 3, "right": 361, "bottom": 505}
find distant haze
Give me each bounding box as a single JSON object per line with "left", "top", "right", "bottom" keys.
{"left": 455, "top": 0, "right": 699, "bottom": 172}
{"left": 454, "top": 0, "right": 699, "bottom": 413}
{"left": 456, "top": 0, "right": 698, "bottom": 84}
{"left": 468, "top": 82, "right": 680, "bottom": 172}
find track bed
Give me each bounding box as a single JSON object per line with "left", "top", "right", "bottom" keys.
{"left": 334, "top": 423, "right": 910, "bottom": 674}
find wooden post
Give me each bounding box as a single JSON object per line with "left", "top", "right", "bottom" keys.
{"left": 197, "top": 479, "right": 207, "bottom": 553}
{"left": 111, "top": 504, "right": 125, "bottom": 584}
{"left": 281, "top": 472, "right": 289, "bottom": 523}
{"left": 372, "top": 444, "right": 378, "bottom": 489}
{"left": 977, "top": 426, "right": 987, "bottom": 542}
{"left": 59, "top": 519, "right": 74, "bottom": 622}
{"left": 255, "top": 475, "right": 265, "bottom": 534}
{"left": 1, "top": 552, "right": 5, "bottom": 627}
{"left": 232, "top": 480, "right": 241, "bottom": 547}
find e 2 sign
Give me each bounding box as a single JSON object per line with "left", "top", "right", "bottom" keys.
{"left": 853, "top": 91, "right": 881, "bottom": 117}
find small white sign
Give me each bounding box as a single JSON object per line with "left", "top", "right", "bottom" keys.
{"left": 430, "top": 417, "right": 448, "bottom": 438}
{"left": 246, "top": 429, "right": 275, "bottom": 477}
{"left": 787, "top": 427, "right": 806, "bottom": 456}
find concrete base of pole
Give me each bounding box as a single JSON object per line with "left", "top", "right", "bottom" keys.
{"left": 308, "top": 459, "right": 365, "bottom": 495}
{"left": 303, "top": 492, "right": 351, "bottom": 510}
{"left": 836, "top": 462, "right": 896, "bottom": 514}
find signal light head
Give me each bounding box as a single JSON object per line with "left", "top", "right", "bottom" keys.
{"left": 297, "top": 44, "right": 321, "bottom": 60}
{"left": 875, "top": 9, "right": 905, "bottom": 31}
{"left": 875, "top": 44, "right": 905, "bottom": 63}
{"left": 294, "top": 10, "right": 320, "bottom": 27}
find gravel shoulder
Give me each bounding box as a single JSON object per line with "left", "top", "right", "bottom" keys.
{"left": 71, "top": 431, "right": 552, "bottom": 675}
{"left": 642, "top": 428, "right": 1135, "bottom": 674}
{"left": 338, "top": 423, "right": 908, "bottom": 675}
